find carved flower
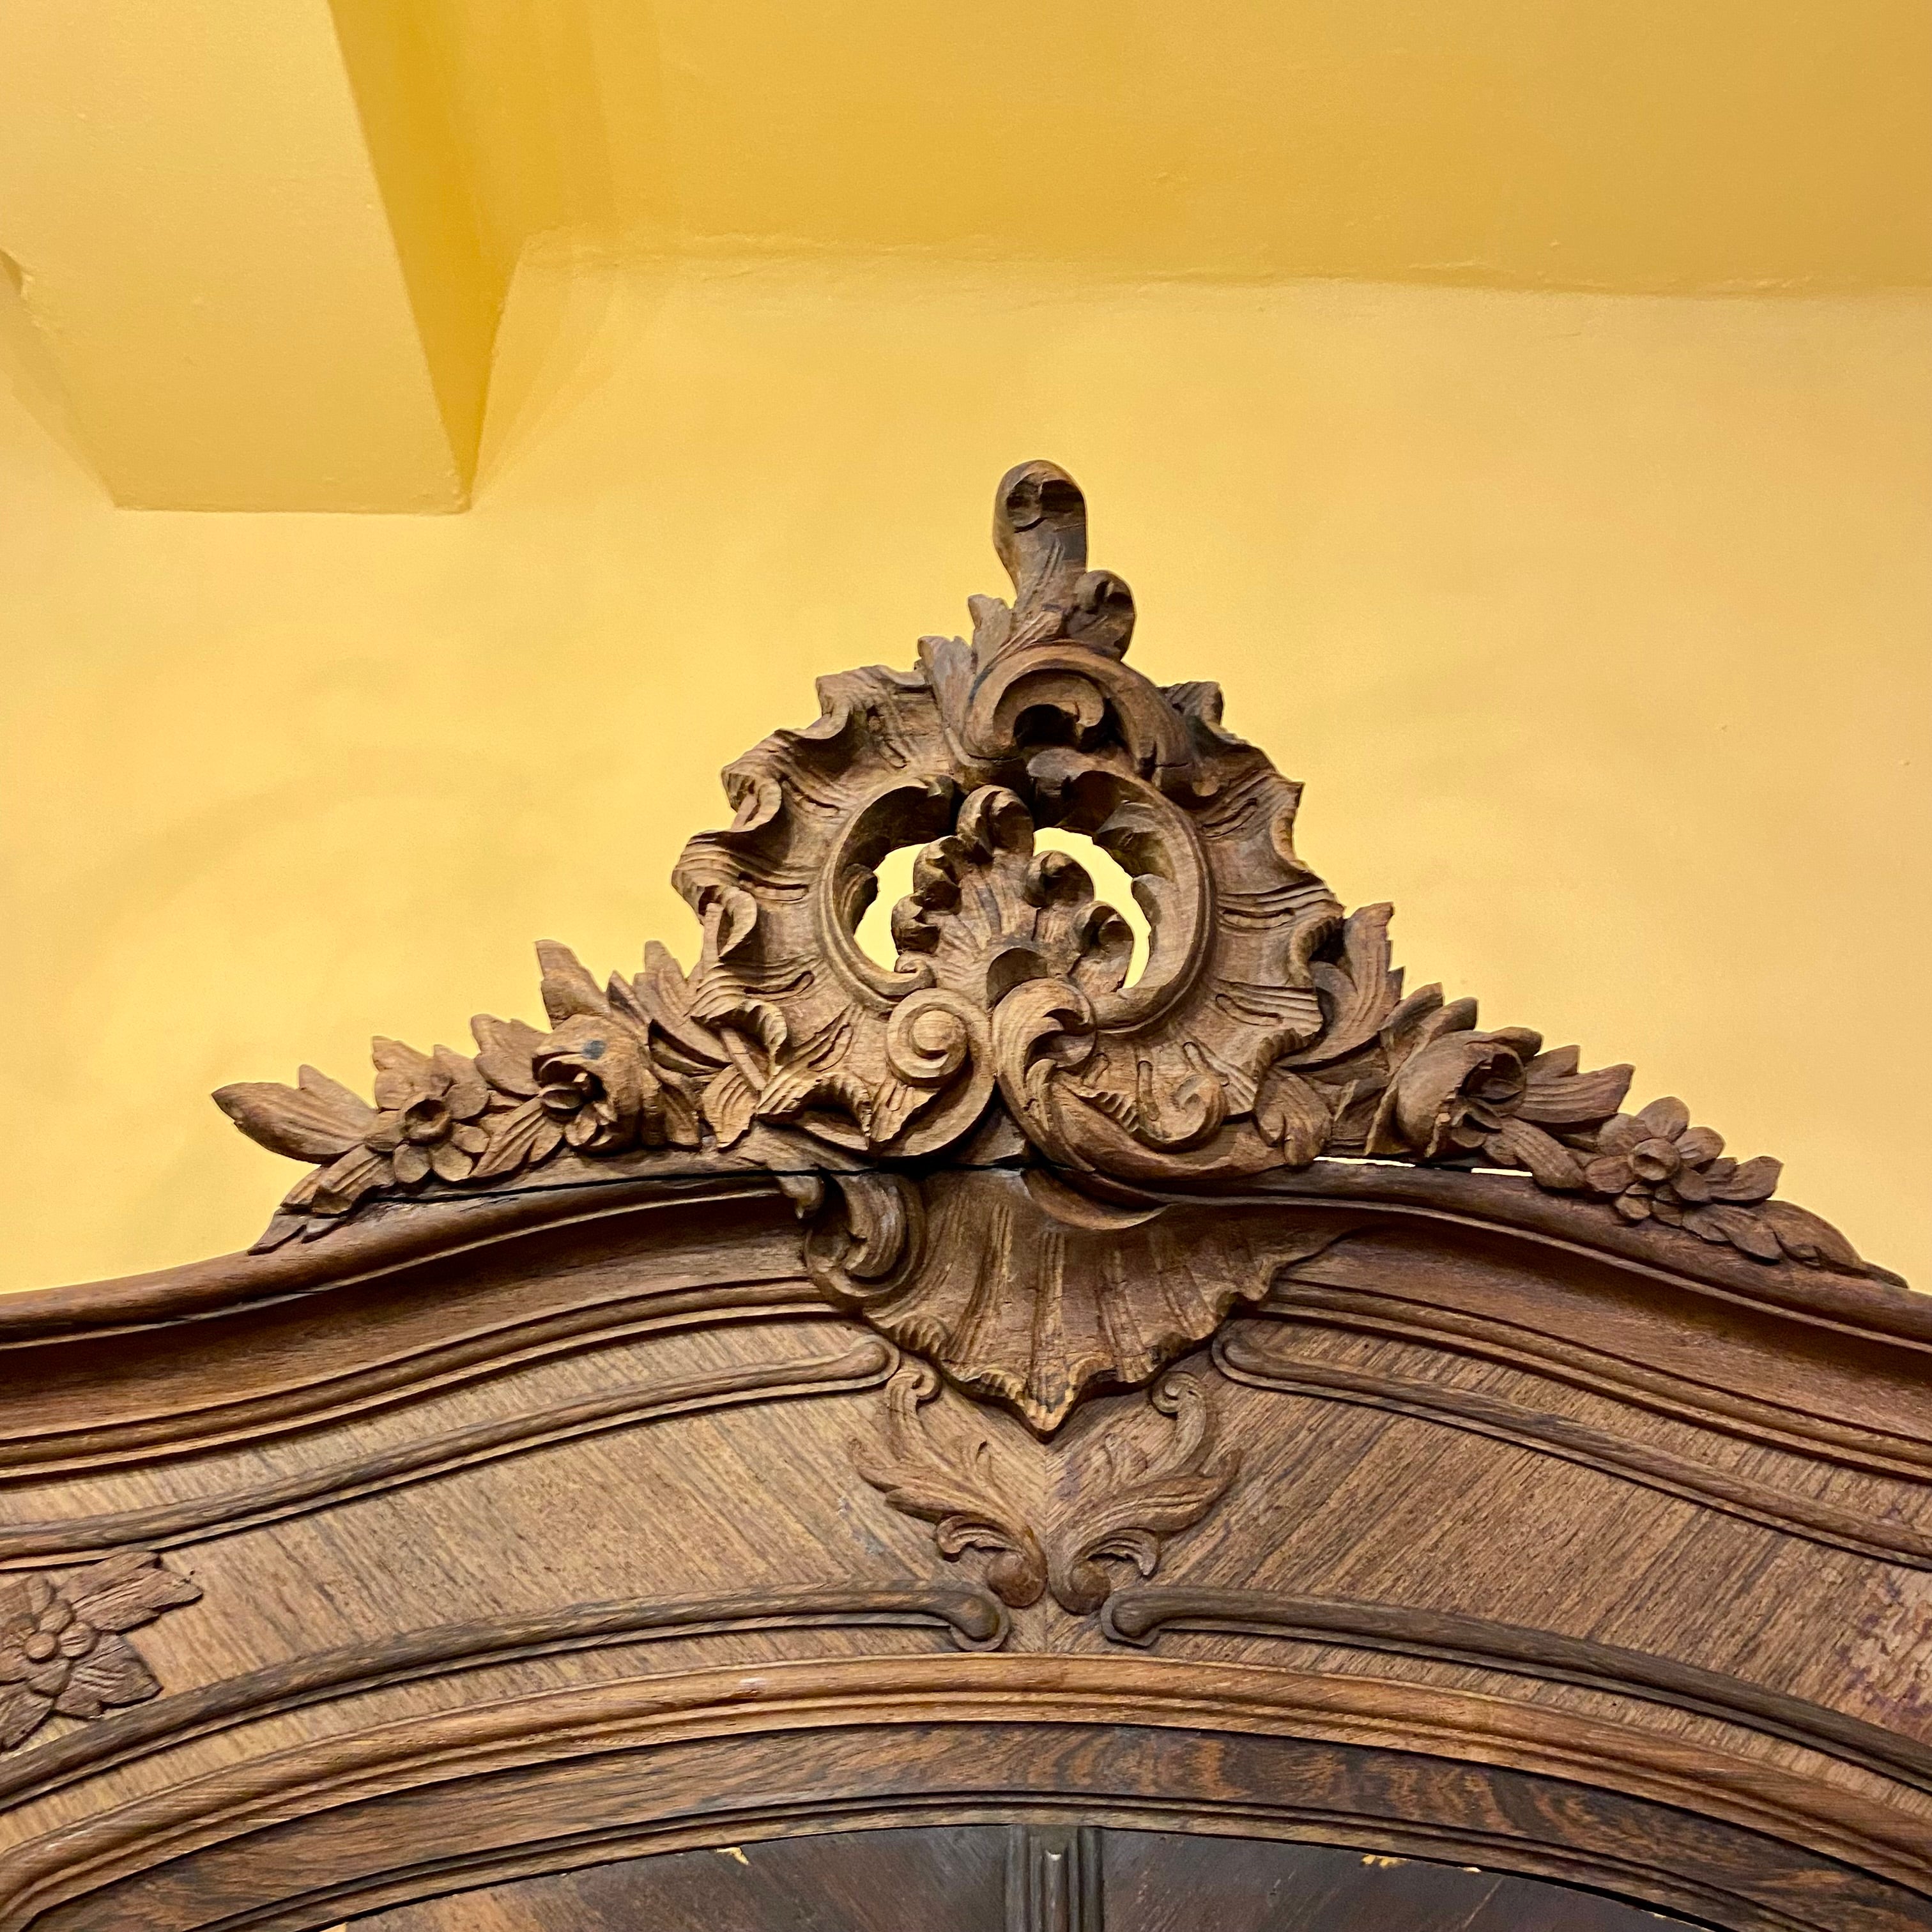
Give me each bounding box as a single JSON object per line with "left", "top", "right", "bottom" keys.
{"left": 1376, "top": 1026, "right": 1538, "bottom": 1156}
{"left": 364, "top": 1040, "right": 492, "bottom": 1185}
{"left": 1369, "top": 1006, "right": 1630, "bottom": 1189}
{"left": 473, "top": 1013, "right": 654, "bottom": 1156}
{"left": 1583, "top": 1098, "right": 1780, "bottom": 1242}
{"left": 217, "top": 1041, "right": 497, "bottom": 1217}
{"left": 468, "top": 940, "right": 701, "bottom": 1173}
{"left": 0, "top": 1552, "right": 201, "bottom": 1751}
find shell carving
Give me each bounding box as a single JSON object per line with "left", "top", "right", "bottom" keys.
{"left": 808, "top": 1167, "right": 1348, "bottom": 1431}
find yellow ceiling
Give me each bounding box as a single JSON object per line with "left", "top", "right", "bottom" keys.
{"left": 1, "top": 0, "right": 1926, "bottom": 510}
{"left": 414, "top": 0, "right": 1932, "bottom": 291}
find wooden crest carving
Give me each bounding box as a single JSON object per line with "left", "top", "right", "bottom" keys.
{"left": 217, "top": 461, "right": 1871, "bottom": 1434}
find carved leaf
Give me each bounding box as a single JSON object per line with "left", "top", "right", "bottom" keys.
{"left": 1759, "top": 1200, "right": 1863, "bottom": 1270}
{"left": 1047, "top": 1373, "right": 1239, "bottom": 1614}
{"left": 624, "top": 940, "right": 732, "bottom": 1073}
{"left": 470, "top": 1097, "right": 562, "bottom": 1179}
{"left": 755, "top": 1067, "right": 873, "bottom": 1132}
{"left": 1489, "top": 1116, "right": 1586, "bottom": 1191}
{"left": 852, "top": 1365, "right": 1048, "bottom": 1608}
{"left": 1712, "top": 1154, "right": 1782, "bottom": 1203}
{"left": 53, "top": 1633, "right": 158, "bottom": 1719}
{"left": 537, "top": 940, "right": 610, "bottom": 1024}
{"left": 867, "top": 1074, "right": 942, "bottom": 1146}
{"left": 0, "top": 1690, "right": 50, "bottom": 1751}
{"left": 213, "top": 1066, "right": 374, "bottom": 1162}
{"left": 700, "top": 1063, "right": 760, "bottom": 1149}
{"left": 1292, "top": 902, "right": 1399, "bottom": 1068}
{"left": 1253, "top": 1064, "right": 1330, "bottom": 1166}
{"left": 65, "top": 1549, "right": 203, "bottom": 1631}
{"left": 470, "top": 1013, "right": 544, "bottom": 1097}
{"left": 1517, "top": 1046, "right": 1633, "bottom": 1126}
{"left": 857, "top": 1363, "right": 1238, "bottom": 1616}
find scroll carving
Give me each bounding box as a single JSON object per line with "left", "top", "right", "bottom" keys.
{"left": 0, "top": 1552, "right": 200, "bottom": 1752}
{"left": 852, "top": 1361, "right": 1238, "bottom": 1614}
{"left": 216, "top": 460, "right": 1873, "bottom": 1433}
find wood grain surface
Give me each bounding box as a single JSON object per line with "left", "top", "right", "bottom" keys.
{"left": 2, "top": 465, "right": 1926, "bottom": 1931}
{"left": 343, "top": 1827, "right": 1699, "bottom": 1931}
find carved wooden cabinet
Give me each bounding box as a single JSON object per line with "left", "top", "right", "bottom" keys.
{"left": 3, "top": 466, "right": 1927, "bottom": 1930}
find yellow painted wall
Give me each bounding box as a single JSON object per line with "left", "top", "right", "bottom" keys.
{"left": 3, "top": 252, "right": 1927, "bottom": 1291}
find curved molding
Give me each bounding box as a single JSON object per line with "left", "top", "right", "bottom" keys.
{"left": 0, "top": 1341, "right": 895, "bottom": 1568}
{"left": 1101, "top": 1584, "right": 1932, "bottom": 1795}
{"left": 0, "top": 1167, "right": 790, "bottom": 1345}
{"left": 4, "top": 1160, "right": 1920, "bottom": 1372}
{"left": 1, "top": 1163, "right": 1921, "bottom": 1484}
{"left": 1215, "top": 1326, "right": 1932, "bottom": 1570}
{"left": 0, "top": 1583, "right": 1008, "bottom": 1814}
{"left": 4, "top": 1655, "right": 1926, "bottom": 1931}
{"left": 0, "top": 1284, "right": 838, "bottom": 1484}
{"left": 1216, "top": 1164, "right": 1921, "bottom": 1342}
{"left": 1264, "top": 1277, "right": 1932, "bottom": 1481}
{"left": 0, "top": 1189, "right": 825, "bottom": 1482}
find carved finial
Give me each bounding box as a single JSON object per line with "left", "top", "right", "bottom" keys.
{"left": 989, "top": 461, "right": 1135, "bottom": 660}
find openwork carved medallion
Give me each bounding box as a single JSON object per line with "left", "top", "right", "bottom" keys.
{"left": 218, "top": 461, "right": 1870, "bottom": 1433}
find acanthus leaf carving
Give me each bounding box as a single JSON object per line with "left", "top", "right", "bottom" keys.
{"left": 852, "top": 1360, "right": 1237, "bottom": 1615}
{"left": 850, "top": 1361, "right": 1048, "bottom": 1609}
{"left": 0, "top": 1552, "right": 201, "bottom": 1752}
{"left": 215, "top": 459, "right": 1880, "bottom": 1426}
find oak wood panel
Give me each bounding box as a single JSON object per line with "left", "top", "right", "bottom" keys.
{"left": 344, "top": 1827, "right": 1698, "bottom": 1932}
{"left": 1216, "top": 1324, "right": 1932, "bottom": 1567}
{"left": 22, "top": 1701, "right": 1927, "bottom": 1932}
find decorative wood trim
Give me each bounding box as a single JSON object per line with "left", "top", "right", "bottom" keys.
{"left": 6, "top": 1657, "right": 1926, "bottom": 1931}
{"left": 853, "top": 1362, "right": 1237, "bottom": 1611}
{"left": 1101, "top": 1585, "right": 1932, "bottom": 1795}
{"left": 0, "top": 1584, "right": 1008, "bottom": 1815}
{"left": 1216, "top": 1165, "right": 1922, "bottom": 1349}
{"left": 0, "top": 1282, "right": 829, "bottom": 1483}
{"left": 1264, "top": 1275, "right": 1932, "bottom": 1480}
{"left": 1007, "top": 1823, "right": 1102, "bottom": 1932}
{"left": 1215, "top": 1325, "right": 1932, "bottom": 1568}
{"left": 0, "top": 1170, "right": 791, "bottom": 1345}
{"left": 0, "top": 1187, "right": 820, "bottom": 1480}
{"left": 0, "top": 1554, "right": 200, "bottom": 1755}
{"left": 0, "top": 1340, "right": 894, "bottom": 1568}
{"left": 806, "top": 1169, "right": 1356, "bottom": 1432}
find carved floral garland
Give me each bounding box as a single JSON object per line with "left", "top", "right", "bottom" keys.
{"left": 218, "top": 463, "right": 1867, "bottom": 1429}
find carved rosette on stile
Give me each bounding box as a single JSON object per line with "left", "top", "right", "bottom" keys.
{"left": 0, "top": 1553, "right": 201, "bottom": 1752}
{"left": 218, "top": 461, "right": 1872, "bottom": 1450}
